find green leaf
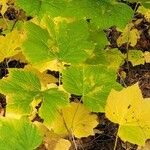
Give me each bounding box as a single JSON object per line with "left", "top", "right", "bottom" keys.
{"left": 0, "top": 69, "right": 41, "bottom": 114}
{"left": 16, "top": 0, "right": 133, "bottom": 29}
{"left": 62, "top": 65, "right": 122, "bottom": 112}
{"left": 0, "top": 118, "right": 43, "bottom": 150}
{"left": 23, "top": 21, "right": 94, "bottom": 65}
{"left": 0, "top": 69, "right": 69, "bottom": 124}
{"left": 63, "top": 0, "right": 133, "bottom": 29}
{"left": 39, "top": 88, "right": 69, "bottom": 125}
{"left": 86, "top": 48, "right": 124, "bottom": 71}
{"left": 16, "top": 0, "right": 66, "bottom": 17}
{"left": 89, "top": 27, "right": 108, "bottom": 50}
{"left": 23, "top": 22, "right": 55, "bottom": 64}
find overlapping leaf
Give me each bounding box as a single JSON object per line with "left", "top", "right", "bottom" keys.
{"left": 39, "top": 88, "right": 69, "bottom": 125}
{"left": 36, "top": 123, "right": 71, "bottom": 150}
{"left": 127, "top": 50, "right": 144, "bottom": 66}
{"left": 0, "top": 69, "right": 69, "bottom": 124}
{"left": 117, "top": 23, "right": 140, "bottom": 47}
{"left": 16, "top": 0, "right": 133, "bottom": 29}
{"left": 0, "top": 30, "right": 24, "bottom": 61}
{"left": 105, "top": 84, "right": 150, "bottom": 145}
{"left": 63, "top": 0, "right": 134, "bottom": 29}
{"left": 0, "top": 117, "right": 43, "bottom": 150}
{"left": 129, "top": 0, "right": 150, "bottom": 8}
{"left": 16, "top": 0, "right": 66, "bottom": 17}
{"left": 22, "top": 20, "right": 94, "bottom": 66}
{"left": 51, "top": 102, "right": 98, "bottom": 138}
{"left": 62, "top": 65, "right": 122, "bottom": 112}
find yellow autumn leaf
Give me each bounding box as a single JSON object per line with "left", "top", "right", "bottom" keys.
{"left": 144, "top": 51, "right": 150, "bottom": 63}
{"left": 125, "top": 50, "right": 144, "bottom": 66}
{"left": 24, "top": 65, "right": 58, "bottom": 90}
{"left": 44, "top": 130, "right": 71, "bottom": 150}
{"left": 0, "top": 0, "right": 8, "bottom": 15}
{"left": 105, "top": 84, "right": 150, "bottom": 146}
{"left": 35, "top": 122, "right": 71, "bottom": 150}
{"left": 0, "top": 30, "right": 25, "bottom": 61}
{"left": 51, "top": 102, "right": 98, "bottom": 138}
{"left": 117, "top": 23, "right": 140, "bottom": 47}
{"left": 138, "top": 6, "right": 150, "bottom": 22}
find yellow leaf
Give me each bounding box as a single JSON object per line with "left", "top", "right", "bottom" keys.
{"left": 11, "top": 52, "right": 28, "bottom": 63}
{"left": 144, "top": 51, "right": 150, "bottom": 63}
{"left": 105, "top": 84, "right": 150, "bottom": 145}
{"left": 0, "top": 30, "right": 25, "bottom": 61}
{"left": 0, "top": 0, "right": 8, "bottom": 15}
{"left": 54, "top": 139, "right": 71, "bottom": 150}
{"left": 117, "top": 23, "right": 140, "bottom": 47}
{"left": 51, "top": 102, "right": 98, "bottom": 138}
{"left": 35, "top": 123, "right": 71, "bottom": 150}
{"left": 125, "top": 50, "right": 144, "bottom": 66}
{"left": 138, "top": 6, "right": 150, "bottom": 22}
{"left": 24, "top": 65, "right": 58, "bottom": 89}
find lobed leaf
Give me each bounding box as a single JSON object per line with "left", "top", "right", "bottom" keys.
{"left": 51, "top": 102, "right": 98, "bottom": 138}
{"left": 105, "top": 84, "right": 150, "bottom": 145}
{"left": 0, "top": 117, "right": 43, "bottom": 150}
{"left": 0, "top": 69, "right": 69, "bottom": 125}
{"left": 62, "top": 65, "right": 122, "bottom": 112}
{"left": 23, "top": 20, "right": 94, "bottom": 66}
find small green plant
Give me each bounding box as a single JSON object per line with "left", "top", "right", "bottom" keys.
{"left": 0, "top": 0, "right": 150, "bottom": 149}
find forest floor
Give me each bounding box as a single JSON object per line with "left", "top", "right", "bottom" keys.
{"left": 0, "top": 1, "right": 150, "bottom": 150}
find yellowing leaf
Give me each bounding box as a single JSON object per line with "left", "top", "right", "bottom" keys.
{"left": 144, "top": 51, "right": 150, "bottom": 63}
{"left": 0, "top": 30, "right": 24, "bottom": 61}
{"left": 35, "top": 123, "right": 71, "bottom": 150}
{"left": 125, "top": 50, "right": 144, "bottom": 66}
{"left": 51, "top": 102, "right": 98, "bottom": 138}
{"left": 54, "top": 139, "right": 71, "bottom": 150}
{"left": 105, "top": 84, "right": 150, "bottom": 145}
{"left": 0, "top": 0, "right": 8, "bottom": 15}
{"left": 138, "top": 6, "right": 150, "bottom": 22}
{"left": 24, "top": 65, "right": 58, "bottom": 89}
{"left": 117, "top": 23, "right": 140, "bottom": 47}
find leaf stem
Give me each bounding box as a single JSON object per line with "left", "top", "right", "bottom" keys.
{"left": 113, "top": 134, "right": 118, "bottom": 150}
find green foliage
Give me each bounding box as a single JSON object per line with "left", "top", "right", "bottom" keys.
{"left": 0, "top": 69, "right": 69, "bottom": 124}
{"left": 16, "top": 0, "right": 66, "bottom": 17}
{"left": 0, "top": 69, "right": 41, "bottom": 114}
{"left": 62, "top": 65, "right": 122, "bottom": 112}
{"left": 39, "top": 88, "right": 69, "bottom": 125}
{"left": 0, "top": 0, "right": 149, "bottom": 148}
{"left": 16, "top": 0, "right": 133, "bottom": 29}
{"left": 23, "top": 20, "right": 94, "bottom": 65}
{"left": 0, "top": 117, "right": 43, "bottom": 150}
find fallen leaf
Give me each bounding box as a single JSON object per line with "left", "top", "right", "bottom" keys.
{"left": 51, "top": 102, "right": 98, "bottom": 138}
{"left": 105, "top": 84, "right": 150, "bottom": 145}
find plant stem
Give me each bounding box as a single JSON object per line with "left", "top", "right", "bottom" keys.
{"left": 113, "top": 134, "right": 118, "bottom": 150}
